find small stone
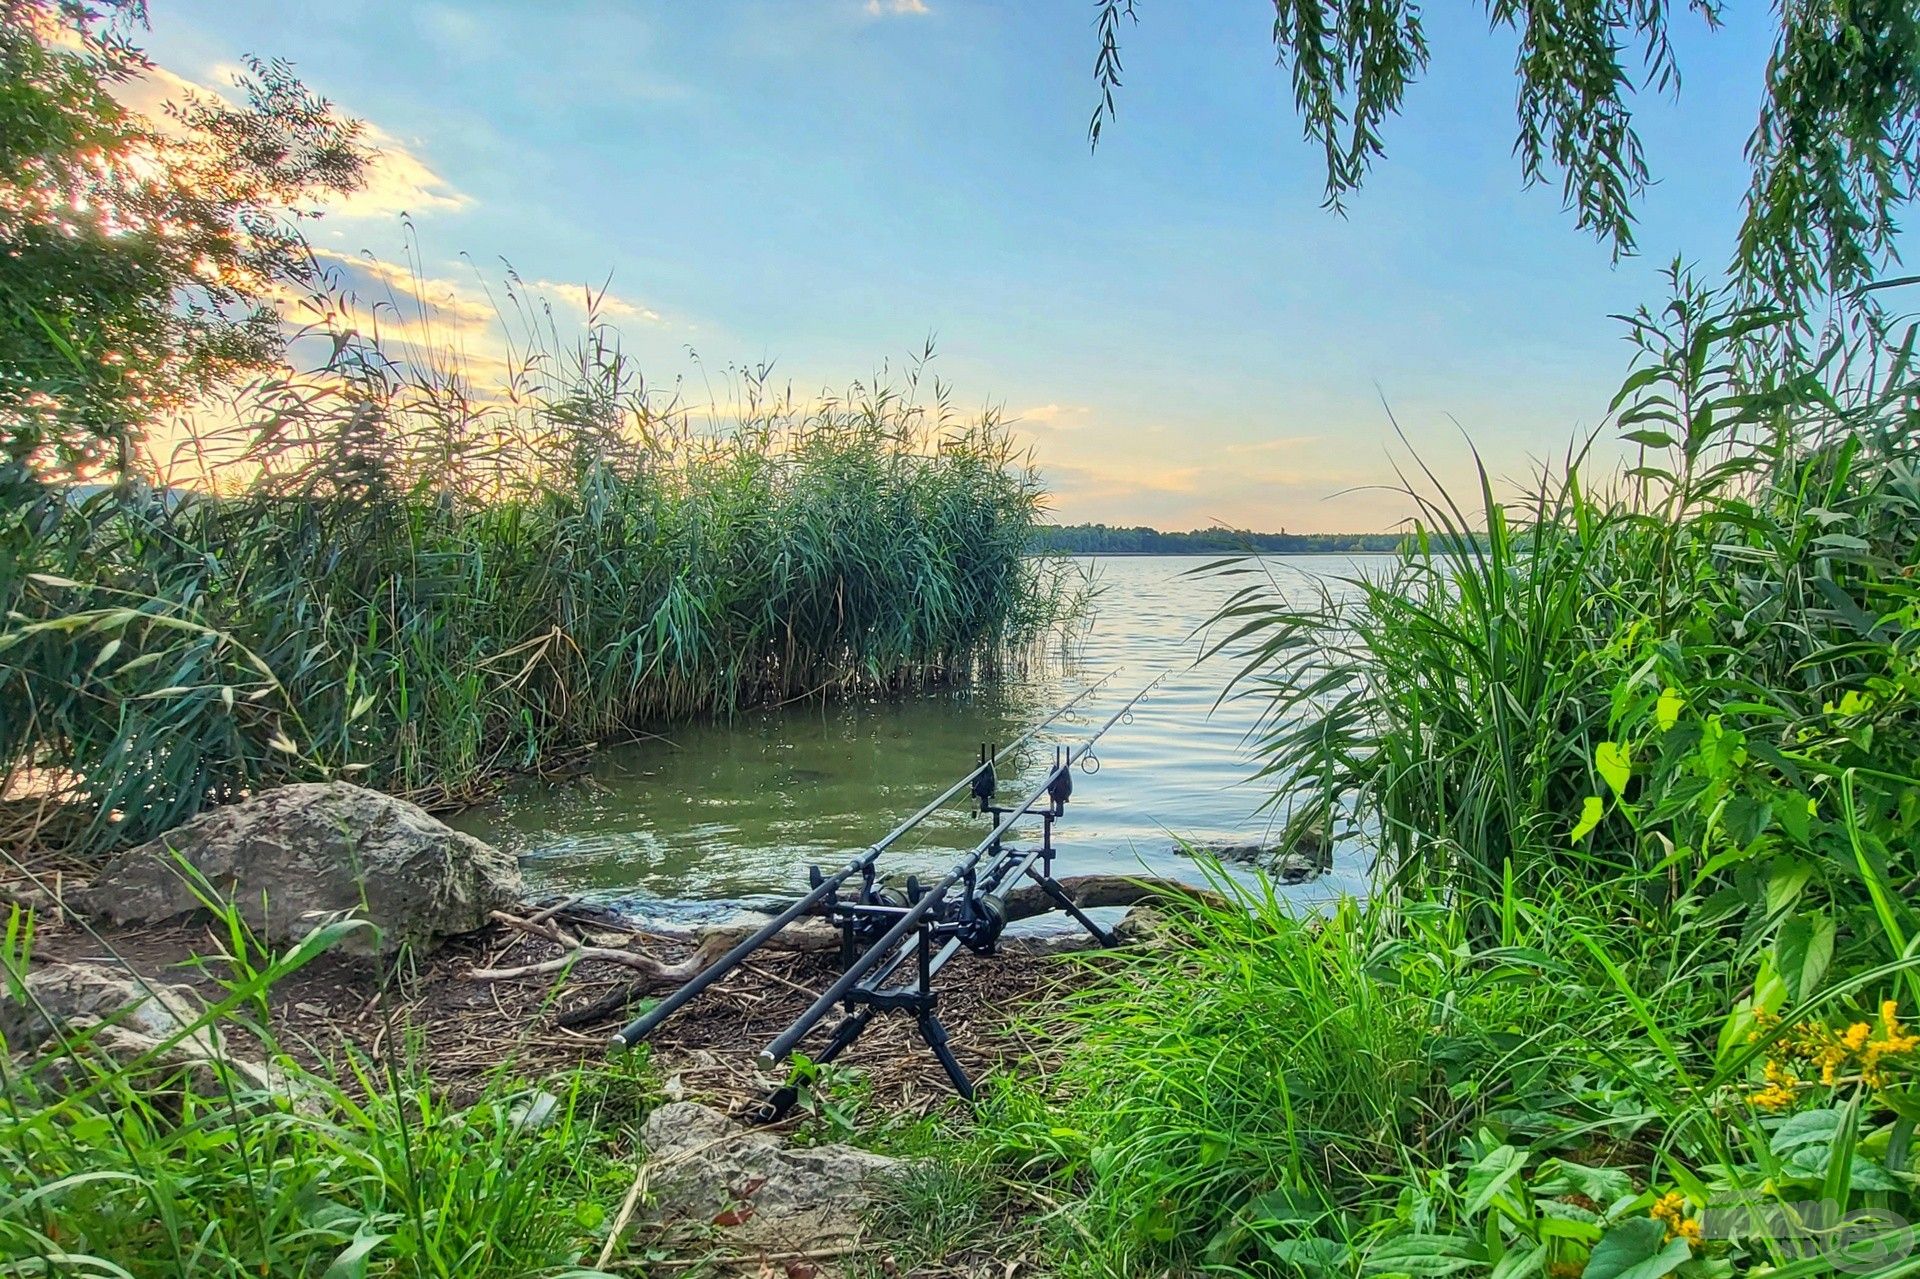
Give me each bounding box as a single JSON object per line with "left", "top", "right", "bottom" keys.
{"left": 508, "top": 1090, "right": 561, "bottom": 1133}
{"left": 4, "top": 961, "right": 296, "bottom": 1105}
{"left": 1, "top": 961, "right": 200, "bottom": 1051}
{"left": 639, "top": 1101, "right": 905, "bottom": 1247}
{"left": 1176, "top": 830, "right": 1331, "bottom": 882}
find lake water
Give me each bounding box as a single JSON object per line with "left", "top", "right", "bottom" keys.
{"left": 452, "top": 554, "right": 1391, "bottom": 922}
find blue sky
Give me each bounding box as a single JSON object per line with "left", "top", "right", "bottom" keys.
{"left": 134, "top": 1, "right": 1779, "bottom": 531}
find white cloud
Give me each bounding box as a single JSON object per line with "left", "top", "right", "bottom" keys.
{"left": 525, "top": 279, "right": 667, "bottom": 326}
{"left": 865, "top": 0, "right": 931, "bottom": 15}
{"left": 1224, "top": 434, "right": 1323, "bottom": 454}
{"left": 1015, "top": 403, "right": 1094, "bottom": 430}
{"left": 340, "top": 122, "right": 470, "bottom": 217}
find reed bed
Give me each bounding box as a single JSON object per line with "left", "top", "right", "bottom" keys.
{"left": 0, "top": 272, "right": 1073, "bottom": 850}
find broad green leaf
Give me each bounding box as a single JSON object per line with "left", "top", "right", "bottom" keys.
{"left": 1595, "top": 742, "right": 1632, "bottom": 797}
{"left": 1764, "top": 859, "right": 1813, "bottom": 917}
{"left": 1464, "top": 1144, "right": 1527, "bottom": 1216}
{"left": 1774, "top": 912, "right": 1834, "bottom": 1001}
{"left": 1264, "top": 1237, "right": 1349, "bottom": 1271}
{"left": 1770, "top": 1107, "right": 1845, "bottom": 1155}
{"left": 1582, "top": 1217, "right": 1690, "bottom": 1279}
{"left": 1571, "top": 796, "right": 1606, "bottom": 843}
{"left": 1722, "top": 795, "right": 1772, "bottom": 847}
{"left": 324, "top": 1233, "right": 389, "bottom": 1279}
{"left": 1655, "top": 686, "right": 1684, "bottom": 730}
{"left": 1533, "top": 1160, "right": 1634, "bottom": 1208}
{"left": 1490, "top": 1243, "right": 1545, "bottom": 1279}
{"left": 1361, "top": 1234, "right": 1483, "bottom": 1275}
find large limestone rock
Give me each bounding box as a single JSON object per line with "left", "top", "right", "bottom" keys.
{"left": 639, "top": 1101, "right": 905, "bottom": 1247}
{"left": 75, "top": 782, "right": 520, "bottom": 958}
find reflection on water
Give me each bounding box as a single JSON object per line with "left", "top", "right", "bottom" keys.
{"left": 451, "top": 555, "right": 1391, "bottom": 920}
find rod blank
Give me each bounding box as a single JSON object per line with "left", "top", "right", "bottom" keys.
{"left": 609, "top": 671, "right": 1117, "bottom": 1049}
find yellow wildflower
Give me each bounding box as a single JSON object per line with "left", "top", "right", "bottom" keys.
{"left": 1879, "top": 1000, "right": 1919, "bottom": 1053}
{"left": 1650, "top": 1191, "right": 1705, "bottom": 1246}
{"left": 1858, "top": 1000, "right": 1919, "bottom": 1087}
{"left": 1752, "top": 1059, "right": 1799, "bottom": 1110}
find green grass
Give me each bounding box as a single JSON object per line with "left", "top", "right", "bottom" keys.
{"left": 0, "top": 906, "right": 650, "bottom": 1278}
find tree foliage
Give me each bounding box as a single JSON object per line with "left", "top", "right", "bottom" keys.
{"left": 1031, "top": 522, "right": 1405, "bottom": 554}
{"left": 0, "top": 0, "right": 368, "bottom": 475}
{"left": 1090, "top": 0, "right": 1920, "bottom": 317}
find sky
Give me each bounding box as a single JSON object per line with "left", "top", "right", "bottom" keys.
{"left": 130, "top": 1, "right": 1782, "bottom": 532}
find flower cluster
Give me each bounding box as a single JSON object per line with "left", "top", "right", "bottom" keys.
{"left": 1751, "top": 1058, "right": 1798, "bottom": 1111}
{"left": 1748, "top": 999, "right": 1920, "bottom": 1109}
{"left": 1650, "top": 1191, "right": 1703, "bottom": 1246}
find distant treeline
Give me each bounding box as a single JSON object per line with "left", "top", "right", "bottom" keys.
{"left": 1031, "top": 523, "right": 1406, "bottom": 555}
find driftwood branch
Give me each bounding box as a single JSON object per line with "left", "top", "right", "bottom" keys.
{"left": 998, "top": 872, "right": 1225, "bottom": 920}
{"left": 469, "top": 910, "right": 672, "bottom": 980}
{"left": 543, "top": 874, "right": 1215, "bottom": 1030}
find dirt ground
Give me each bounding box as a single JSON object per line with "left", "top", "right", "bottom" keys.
{"left": 11, "top": 863, "right": 1093, "bottom": 1118}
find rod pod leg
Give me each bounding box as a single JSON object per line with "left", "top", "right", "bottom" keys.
{"left": 1036, "top": 873, "right": 1119, "bottom": 947}
{"left": 915, "top": 1011, "right": 974, "bottom": 1100}
{"left": 757, "top": 1007, "right": 874, "bottom": 1123}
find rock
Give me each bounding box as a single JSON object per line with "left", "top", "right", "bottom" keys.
{"left": 26, "top": 1017, "right": 277, "bottom": 1098}
{"left": 3, "top": 961, "right": 284, "bottom": 1099}
{"left": 1179, "top": 830, "right": 1331, "bottom": 883}
{"left": 1269, "top": 850, "right": 1327, "bottom": 884}
{"left": 1114, "top": 902, "right": 1179, "bottom": 946}
{"left": 639, "top": 1101, "right": 905, "bottom": 1246}
{"left": 74, "top": 782, "right": 520, "bottom": 958}
{"left": 508, "top": 1089, "right": 562, "bottom": 1133}
{"left": 1, "top": 960, "right": 201, "bottom": 1051}
{"left": 1, "top": 879, "right": 72, "bottom": 923}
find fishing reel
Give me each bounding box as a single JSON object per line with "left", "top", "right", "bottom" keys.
{"left": 813, "top": 863, "right": 922, "bottom": 940}
{"left": 853, "top": 874, "right": 924, "bottom": 939}
{"left": 956, "top": 889, "right": 1009, "bottom": 954}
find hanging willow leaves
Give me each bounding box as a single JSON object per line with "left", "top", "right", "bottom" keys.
{"left": 1088, "top": 0, "right": 1920, "bottom": 319}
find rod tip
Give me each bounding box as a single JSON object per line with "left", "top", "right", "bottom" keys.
{"left": 608, "top": 1033, "right": 631, "bottom": 1055}
{"left": 755, "top": 1051, "right": 778, "bottom": 1071}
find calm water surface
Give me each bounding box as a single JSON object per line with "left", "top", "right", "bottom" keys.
{"left": 452, "top": 555, "right": 1390, "bottom": 922}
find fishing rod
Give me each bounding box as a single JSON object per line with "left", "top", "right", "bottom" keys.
{"left": 754, "top": 671, "right": 1168, "bottom": 1099}
{"left": 609, "top": 669, "right": 1119, "bottom": 1051}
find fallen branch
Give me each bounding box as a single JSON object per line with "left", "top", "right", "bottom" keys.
{"left": 998, "top": 872, "right": 1226, "bottom": 920}
{"left": 468, "top": 910, "right": 671, "bottom": 980}
{"left": 553, "top": 874, "right": 1216, "bottom": 1029}
{"left": 524, "top": 893, "right": 587, "bottom": 926}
